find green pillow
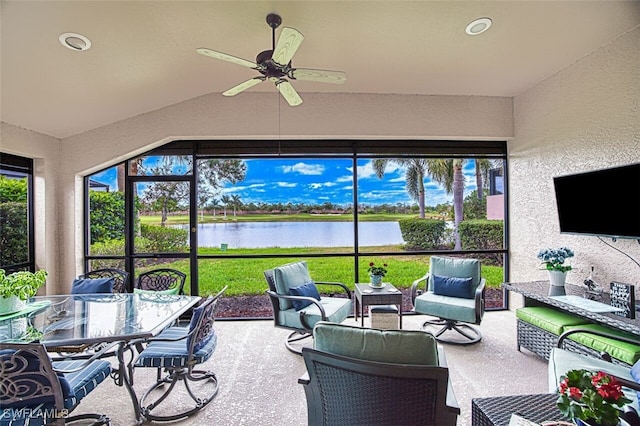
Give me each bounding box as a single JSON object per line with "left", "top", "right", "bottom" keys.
{"left": 134, "top": 286, "right": 180, "bottom": 295}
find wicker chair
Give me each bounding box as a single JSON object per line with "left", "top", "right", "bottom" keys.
{"left": 81, "top": 268, "right": 130, "bottom": 293}
{"left": 131, "top": 287, "right": 226, "bottom": 422}
{"left": 299, "top": 322, "right": 459, "bottom": 426}
{"left": 410, "top": 256, "right": 485, "bottom": 345}
{"left": 264, "top": 261, "right": 352, "bottom": 354}
{"left": 135, "top": 268, "right": 186, "bottom": 294}
{"left": 0, "top": 342, "right": 112, "bottom": 425}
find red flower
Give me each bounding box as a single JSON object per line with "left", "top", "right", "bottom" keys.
{"left": 568, "top": 387, "right": 583, "bottom": 399}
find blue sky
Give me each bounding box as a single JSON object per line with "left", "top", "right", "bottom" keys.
{"left": 91, "top": 158, "right": 481, "bottom": 207}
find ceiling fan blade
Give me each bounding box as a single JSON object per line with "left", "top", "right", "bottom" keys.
{"left": 223, "top": 77, "right": 266, "bottom": 97}
{"left": 271, "top": 27, "right": 304, "bottom": 66}
{"left": 291, "top": 68, "right": 347, "bottom": 84}
{"left": 275, "top": 79, "right": 303, "bottom": 106}
{"left": 196, "top": 48, "right": 258, "bottom": 69}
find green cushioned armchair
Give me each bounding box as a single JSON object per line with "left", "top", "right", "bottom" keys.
{"left": 410, "top": 256, "right": 485, "bottom": 345}
{"left": 299, "top": 322, "right": 459, "bottom": 426}
{"left": 264, "top": 261, "right": 352, "bottom": 354}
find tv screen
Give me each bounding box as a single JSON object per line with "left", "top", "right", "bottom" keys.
{"left": 553, "top": 163, "right": 640, "bottom": 239}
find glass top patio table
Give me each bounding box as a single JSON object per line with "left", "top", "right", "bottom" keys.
{"left": 0, "top": 293, "right": 200, "bottom": 347}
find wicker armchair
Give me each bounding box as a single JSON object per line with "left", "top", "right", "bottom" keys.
{"left": 299, "top": 322, "right": 459, "bottom": 426}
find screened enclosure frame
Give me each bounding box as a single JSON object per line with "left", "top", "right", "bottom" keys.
{"left": 83, "top": 139, "right": 510, "bottom": 309}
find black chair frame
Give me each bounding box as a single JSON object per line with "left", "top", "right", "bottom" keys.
{"left": 135, "top": 268, "right": 187, "bottom": 294}
{"left": 264, "top": 268, "right": 352, "bottom": 354}
{"left": 299, "top": 347, "right": 459, "bottom": 426}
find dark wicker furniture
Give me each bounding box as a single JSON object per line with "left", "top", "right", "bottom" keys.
{"left": 136, "top": 268, "right": 187, "bottom": 294}
{"left": 505, "top": 281, "right": 640, "bottom": 365}
{"left": 471, "top": 393, "right": 563, "bottom": 426}
{"left": 354, "top": 283, "right": 403, "bottom": 328}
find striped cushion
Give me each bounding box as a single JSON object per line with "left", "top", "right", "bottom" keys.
{"left": 134, "top": 326, "right": 218, "bottom": 368}
{"left": 2, "top": 359, "right": 111, "bottom": 426}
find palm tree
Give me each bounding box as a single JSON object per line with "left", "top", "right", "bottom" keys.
{"left": 221, "top": 195, "right": 231, "bottom": 219}
{"left": 372, "top": 159, "right": 430, "bottom": 218}
{"left": 230, "top": 194, "right": 242, "bottom": 218}
{"left": 427, "top": 159, "right": 466, "bottom": 250}
{"left": 210, "top": 198, "right": 221, "bottom": 218}
{"left": 474, "top": 159, "right": 493, "bottom": 200}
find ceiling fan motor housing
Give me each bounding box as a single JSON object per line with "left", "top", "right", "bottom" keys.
{"left": 256, "top": 49, "right": 292, "bottom": 79}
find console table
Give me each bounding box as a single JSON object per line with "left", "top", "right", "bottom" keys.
{"left": 503, "top": 281, "right": 640, "bottom": 338}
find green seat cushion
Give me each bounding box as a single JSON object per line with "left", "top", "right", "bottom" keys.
{"left": 516, "top": 307, "right": 588, "bottom": 335}
{"left": 273, "top": 261, "right": 312, "bottom": 311}
{"left": 313, "top": 321, "right": 439, "bottom": 366}
{"left": 279, "top": 296, "right": 352, "bottom": 331}
{"left": 564, "top": 324, "right": 640, "bottom": 365}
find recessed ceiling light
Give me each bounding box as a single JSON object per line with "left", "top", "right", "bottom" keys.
{"left": 465, "top": 18, "right": 492, "bottom": 36}
{"left": 59, "top": 32, "right": 92, "bottom": 51}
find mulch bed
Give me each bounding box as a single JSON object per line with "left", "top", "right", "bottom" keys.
{"left": 216, "top": 287, "right": 505, "bottom": 318}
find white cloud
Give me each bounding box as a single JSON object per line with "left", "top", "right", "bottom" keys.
{"left": 309, "top": 182, "right": 337, "bottom": 189}
{"left": 276, "top": 182, "right": 297, "bottom": 188}
{"left": 281, "top": 162, "right": 324, "bottom": 175}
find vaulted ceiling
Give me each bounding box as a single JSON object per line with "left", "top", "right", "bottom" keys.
{"left": 2, "top": 1, "right": 639, "bottom": 139}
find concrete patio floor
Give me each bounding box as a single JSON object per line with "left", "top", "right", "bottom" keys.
{"left": 73, "top": 310, "right": 549, "bottom": 425}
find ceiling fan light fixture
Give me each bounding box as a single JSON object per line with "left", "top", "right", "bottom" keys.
{"left": 59, "top": 32, "right": 92, "bottom": 51}
{"left": 465, "top": 18, "right": 492, "bottom": 36}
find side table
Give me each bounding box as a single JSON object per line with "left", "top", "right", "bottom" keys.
{"left": 471, "top": 393, "right": 564, "bottom": 426}
{"left": 354, "top": 283, "right": 402, "bottom": 328}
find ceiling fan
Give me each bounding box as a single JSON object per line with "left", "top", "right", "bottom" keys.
{"left": 196, "top": 13, "right": 346, "bottom": 106}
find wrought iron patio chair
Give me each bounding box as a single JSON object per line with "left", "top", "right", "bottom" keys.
{"left": 135, "top": 268, "right": 186, "bottom": 295}
{"left": 410, "top": 256, "right": 485, "bottom": 345}
{"left": 80, "top": 268, "right": 130, "bottom": 293}
{"left": 0, "top": 342, "right": 112, "bottom": 425}
{"left": 264, "top": 260, "right": 352, "bottom": 354}
{"left": 131, "top": 287, "right": 226, "bottom": 422}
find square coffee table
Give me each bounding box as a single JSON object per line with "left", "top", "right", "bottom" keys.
{"left": 354, "top": 283, "right": 403, "bottom": 328}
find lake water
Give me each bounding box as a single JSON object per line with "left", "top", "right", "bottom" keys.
{"left": 189, "top": 221, "right": 404, "bottom": 248}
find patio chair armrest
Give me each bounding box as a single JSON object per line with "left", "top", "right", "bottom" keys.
{"left": 265, "top": 290, "right": 328, "bottom": 319}
{"left": 410, "top": 273, "right": 430, "bottom": 306}
{"left": 298, "top": 371, "right": 310, "bottom": 385}
{"left": 314, "top": 281, "right": 352, "bottom": 298}
{"left": 475, "top": 278, "right": 486, "bottom": 321}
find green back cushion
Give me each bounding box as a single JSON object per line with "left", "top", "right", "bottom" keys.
{"left": 564, "top": 324, "right": 640, "bottom": 365}
{"left": 516, "top": 307, "right": 589, "bottom": 335}
{"left": 274, "top": 261, "right": 313, "bottom": 310}
{"left": 134, "top": 286, "right": 180, "bottom": 295}
{"left": 429, "top": 256, "right": 480, "bottom": 293}
{"left": 313, "top": 321, "right": 439, "bottom": 365}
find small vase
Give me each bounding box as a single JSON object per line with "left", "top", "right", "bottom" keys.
{"left": 369, "top": 274, "right": 383, "bottom": 287}
{"left": 548, "top": 270, "right": 567, "bottom": 287}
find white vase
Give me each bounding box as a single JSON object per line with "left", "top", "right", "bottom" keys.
{"left": 0, "top": 295, "right": 26, "bottom": 315}
{"left": 548, "top": 270, "right": 567, "bottom": 287}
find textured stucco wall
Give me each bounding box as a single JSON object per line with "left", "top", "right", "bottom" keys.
{"left": 510, "top": 26, "right": 640, "bottom": 306}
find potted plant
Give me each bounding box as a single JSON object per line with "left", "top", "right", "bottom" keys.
{"left": 0, "top": 269, "right": 48, "bottom": 315}
{"left": 557, "top": 369, "right": 631, "bottom": 426}
{"left": 367, "top": 261, "right": 388, "bottom": 288}
{"left": 537, "top": 246, "right": 574, "bottom": 287}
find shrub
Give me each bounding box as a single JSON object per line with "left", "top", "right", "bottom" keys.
{"left": 0, "top": 202, "right": 28, "bottom": 266}
{"left": 140, "top": 224, "right": 188, "bottom": 252}
{"left": 90, "top": 191, "right": 125, "bottom": 243}
{"left": 399, "top": 218, "right": 446, "bottom": 250}
{"left": 459, "top": 220, "right": 503, "bottom": 265}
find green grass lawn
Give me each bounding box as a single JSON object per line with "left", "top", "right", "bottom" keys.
{"left": 145, "top": 247, "right": 504, "bottom": 297}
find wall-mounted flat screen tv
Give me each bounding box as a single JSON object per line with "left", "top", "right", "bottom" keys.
{"left": 553, "top": 163, "right": 640, "bottom": 239}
